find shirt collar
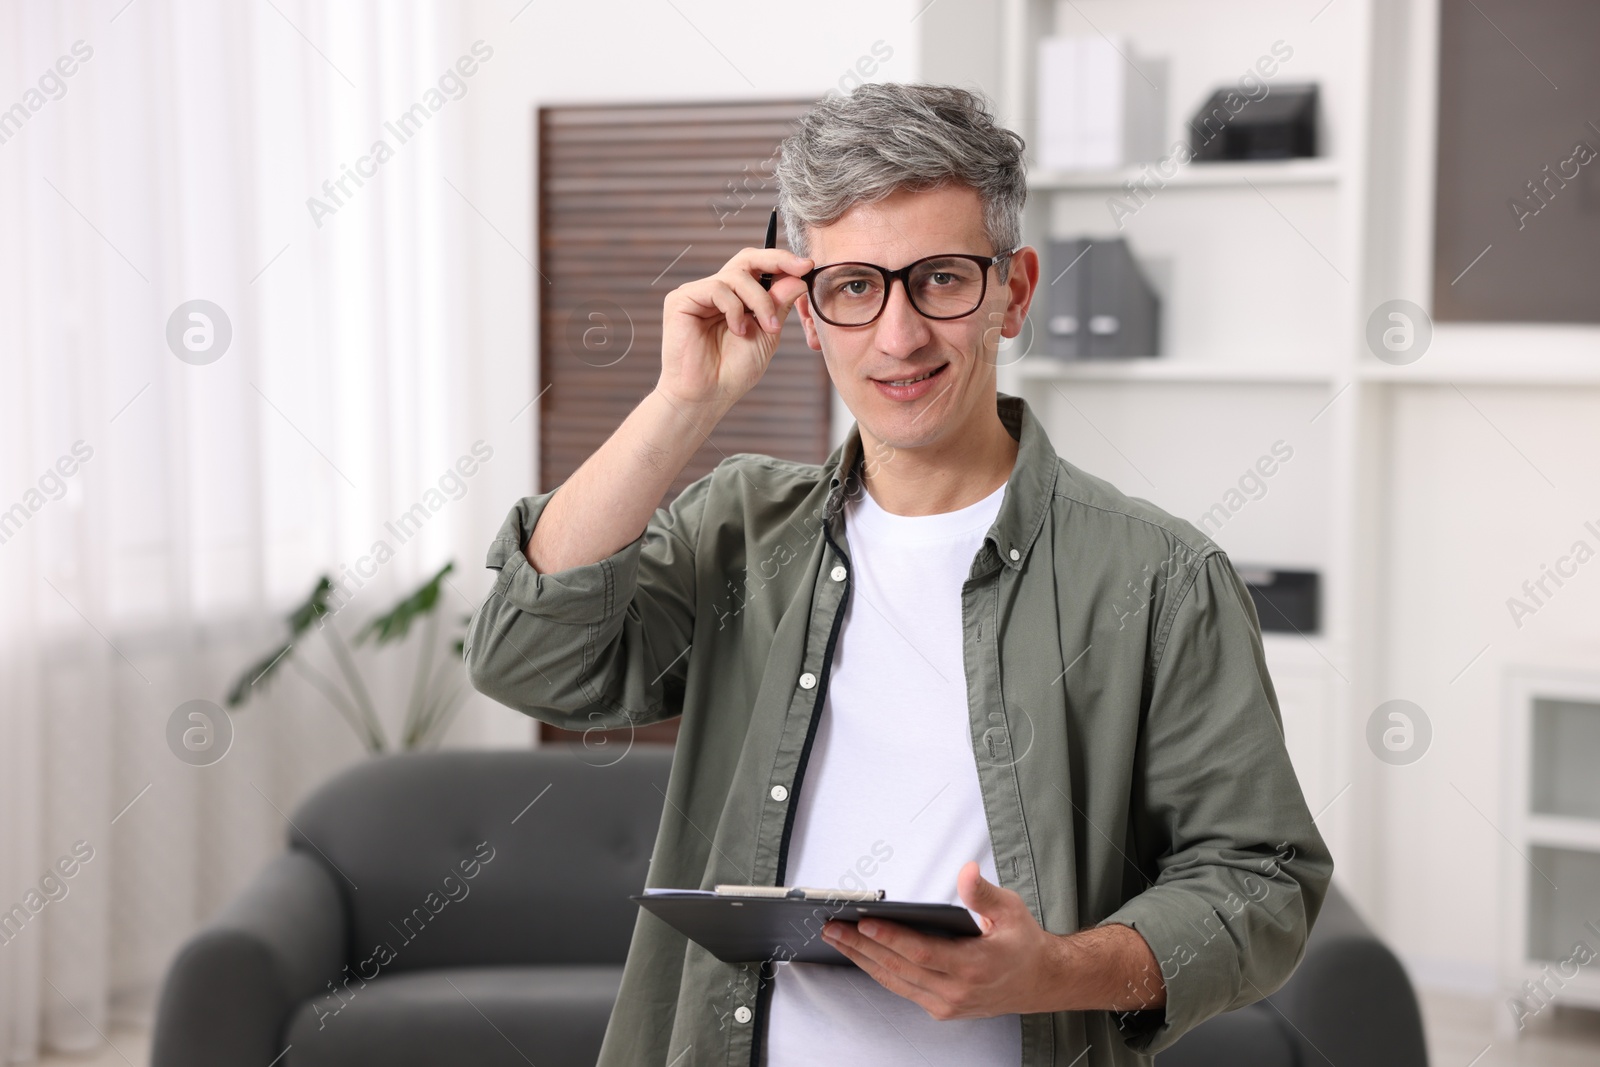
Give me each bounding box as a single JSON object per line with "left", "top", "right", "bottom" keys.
{"left": 821, "top": 392, "right": 1059, "bottom": 572}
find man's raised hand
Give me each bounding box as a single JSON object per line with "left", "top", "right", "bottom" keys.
{"left": 658, "top": 247, "right": 813, "bottom": 412}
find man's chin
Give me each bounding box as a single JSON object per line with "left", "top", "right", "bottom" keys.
{"left": 851, "top": 402, "right": 953, "bottom": 455}
{"left": 840, "top": 367, "right": 983, "bottom": 452}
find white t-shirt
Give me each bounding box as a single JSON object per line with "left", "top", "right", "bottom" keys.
{"left": 763, "top": 479, "right": 1021, "bottom": 1066}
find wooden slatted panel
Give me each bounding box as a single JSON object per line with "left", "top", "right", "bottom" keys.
{"left": 538, "top": 100, "right": 828, "bottom": 502}
{"left": 537, "top": 99, "right": 826, "bottom": 745}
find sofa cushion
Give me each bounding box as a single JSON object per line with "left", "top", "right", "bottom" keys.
{"left": 283, "top": 964, "right": 622, "bottom": 1067}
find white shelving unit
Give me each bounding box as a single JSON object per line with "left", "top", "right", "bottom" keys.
{"left": 979, "top": 0, "right": 1378, "bottom": 900}
{"left": 1028, "top": 156, "right": 1342, "bottom": 192}
{"left": 1012, "top": 357, "right": 1337, "bottom": 385}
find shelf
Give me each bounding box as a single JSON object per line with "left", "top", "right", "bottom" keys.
{"left": 1028, "top": 158, "right": 1342, "bottom": 193}
{"left": 1358, "top": 364, "right": 1600, "bottom": 386}
{"left": 1013, "top": 356, "right": 1337, "bottom": 385}
{"left": 1525, "top": 815, "right": 1600, "bottom": 854}
{"left": 1356, "top": 324, "right": 1600, "bottom": 385}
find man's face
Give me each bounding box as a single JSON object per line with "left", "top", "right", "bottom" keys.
{"left": 796, "top": 184, "right": 1036, "bottom": 453}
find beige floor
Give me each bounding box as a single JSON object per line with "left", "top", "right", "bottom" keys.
{"left": 27, "top": 994, "right": 1600, "bottom": 1065}
{"left": 36, "top": 1026, "right": 149, "bottom": 1067}
{"left": 1419, "top": 989, "right": 1600, "bottom": 1066}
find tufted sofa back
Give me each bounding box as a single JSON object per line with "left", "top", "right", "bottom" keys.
{"left": 288, "top": 744, "right": 673, "bottom": 972}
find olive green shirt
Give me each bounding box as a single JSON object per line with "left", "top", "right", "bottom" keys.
{"left": 466, "top": 392, "right": 1333, "bottom": 1066}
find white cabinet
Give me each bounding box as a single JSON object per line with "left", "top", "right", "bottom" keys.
{"left": 1500, "top": 669, "right": 1600, "bottom": 1035}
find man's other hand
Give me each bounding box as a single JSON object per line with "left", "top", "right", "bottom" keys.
{"left": 820, "top": 861, "right": 1167, "bottom": 1019}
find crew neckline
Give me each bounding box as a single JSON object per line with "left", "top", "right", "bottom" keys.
{"left": 847, "top": 478, "right": 1007, "bottom": 543}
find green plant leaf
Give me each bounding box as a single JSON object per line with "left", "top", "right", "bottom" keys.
{"left": 287, "top": 576, "right": 336, "bottom": 635}
{"left": 225, "top": 640, "right": 295, "bottom": 707}
{"left": 358, "top": 561, "right": 455, "bottom": 646}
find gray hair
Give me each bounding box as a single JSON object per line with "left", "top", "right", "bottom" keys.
{"left": 775, "top": 83, "right": 1027, "bottom": 278}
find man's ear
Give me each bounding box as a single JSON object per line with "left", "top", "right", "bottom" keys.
{"left": 796, "top": 292, "right": 824, "bottom": 351}
{"left": 999, "top": 246, "right": 1041, "bottom": 339}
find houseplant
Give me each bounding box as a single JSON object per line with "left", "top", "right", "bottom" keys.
{"left": 225, "top": 561, "right": 469, "bottom": 752}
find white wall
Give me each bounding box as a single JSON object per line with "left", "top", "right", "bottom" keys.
{"left": 1382, "top": 382, "right": 1600, "bottom": 991}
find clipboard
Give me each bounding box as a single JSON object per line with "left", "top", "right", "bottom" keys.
{"left": 632, "top": 888, "right": 982, "bottom": 966}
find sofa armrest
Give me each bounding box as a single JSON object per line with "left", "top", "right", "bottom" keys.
{"left": 1266, "top": 892, "right": 1430, "bottom": 1067}
{"left": 151, "top": 850, "right": 347, "bottom": 1067}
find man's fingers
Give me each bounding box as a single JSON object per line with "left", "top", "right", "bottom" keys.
{"left": 704, "top": 286, "right": 752, "bottom": 335}
{"left": 718, "top": 269, "right": 782, "bottom": 331}
{"left": 837, "top": 942, "right": 942, "bottom": 1013}
{"left": 684, "top": 281, "right": 751, "bottom": 336}
{"left": 672, "top": 276, "right": 792, "bottom": 336}
{"left": 861, "top": 919, "right": 962, "bottom": 974}
{"left": 957, "top": 861, "right": 1015, "bottom": 926}
{"left": 720, "top": 257, "right": 810, "bottom": 332}
{"left": 769, "top": 274, "right": 809, "bottom": 321}
{"left": 825, "top": 920, "right": 951, "bottom": 981}
{"left": 663, "top": 248, "right": 811, "bottom": 351}
{"left": 828, "top": 931, "right": 965, "bottom": 1020}
{"left": 735, "top": 247, "right": 812, "bottom": 281}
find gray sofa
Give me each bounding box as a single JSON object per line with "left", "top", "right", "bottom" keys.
{"left": 151, "top": 745, "right": 672, "bottom": 1067}
{"left": 151, "top": 746, "right": 1426, "bottom": 1066}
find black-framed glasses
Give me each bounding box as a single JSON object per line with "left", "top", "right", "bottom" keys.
{"left": 801, "top": 249, "right": 1017, "bottom": 327}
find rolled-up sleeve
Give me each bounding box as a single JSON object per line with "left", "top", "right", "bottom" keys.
{"left": 464, "top": 471, "right": 711, "bottom": 732}
{"left": 1097, "top": 548, "right": 1335, "bottom": 1054}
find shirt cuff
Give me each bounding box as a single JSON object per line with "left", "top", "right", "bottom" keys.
{"left": 484, "top": 490, "right": 644, "bottom": 626}
{"left": 1095, "top": 886, "right": 1242, "bottom": 1054}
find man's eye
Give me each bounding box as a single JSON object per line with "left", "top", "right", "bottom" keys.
{"left": 927, "top": 271, "right": 956, "bottom": 286}
{"left": 839, "top": 279, "right": 875, "bottom": 296}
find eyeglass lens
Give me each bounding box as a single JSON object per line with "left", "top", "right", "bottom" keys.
{"left": 810, "top": 256, "right": 988, "bottom": 325}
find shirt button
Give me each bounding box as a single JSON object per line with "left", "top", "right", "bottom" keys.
{"left": 1009, "top": 548, "right": 1021, "bottom": 561}
{"left": 830, "top": 564, "right": 847, "bottom": 582}
{"left": 799, "top": 672, "right": 817, "bottom": 690}
{"left": 734, "top": 1005, "right": 752, "bottom": 1024}
{"left": 770, "top": 784, "right": 789, "bottom": 802}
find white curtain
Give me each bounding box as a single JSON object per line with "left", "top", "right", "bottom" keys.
{"left": 0, "top": 0, "right": 510, "bottom": 1057}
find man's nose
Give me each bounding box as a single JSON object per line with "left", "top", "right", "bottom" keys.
{"left": 873, "top": 277, "right": 933, "bottom": 357}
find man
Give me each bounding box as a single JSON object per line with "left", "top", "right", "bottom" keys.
{"left": 467, "top": 82, "right": 1333, "bottom": 1066}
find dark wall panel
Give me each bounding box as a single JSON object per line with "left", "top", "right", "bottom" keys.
{"left": 1433, "top": 0, "right": 1600, "bottom": 322}
{"left": 538, "top": 101, "right": 830, "bottom": 503}
{"left": 536, "top": 100, "right": 829, "bottom": 745}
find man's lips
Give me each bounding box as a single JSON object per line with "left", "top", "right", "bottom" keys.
{"left": 869, "top": 362, "right": 950, "bottom": 403}
{"left": 870, "top": 363, "right": 949, "bottom": 387}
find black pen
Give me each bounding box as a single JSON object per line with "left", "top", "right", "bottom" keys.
{"left": 758, "top": 208, "right": 777, "bottom": 291}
